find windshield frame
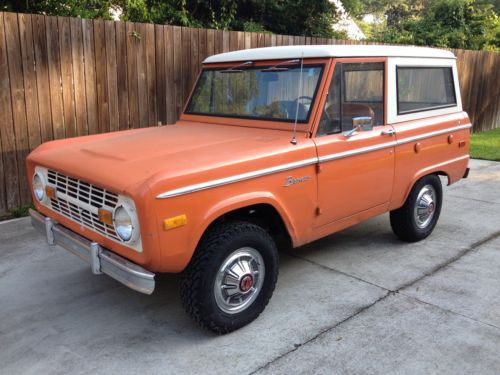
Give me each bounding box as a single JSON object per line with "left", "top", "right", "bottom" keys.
{"left": 181, "top": 58, "right": 332, "bottom": 132}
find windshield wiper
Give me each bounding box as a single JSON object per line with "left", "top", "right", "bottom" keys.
{"left": 221, "top": 60, "right": 254, "bottom": 73}
{"left": 261, "top": 59, "right": 300, "bottom": 72}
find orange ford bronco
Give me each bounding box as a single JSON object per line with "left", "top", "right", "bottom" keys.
{"left": 28, "top": 45, "right": 471, "bottom": 333}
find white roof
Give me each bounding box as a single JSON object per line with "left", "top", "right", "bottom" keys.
{"left": 204, "top": 45, "right": 455, "bottom": 63}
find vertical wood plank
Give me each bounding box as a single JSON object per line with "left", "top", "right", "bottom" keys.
{"left": 4, "top": 12, "right": 30, "bottom": 204}
{"left": 222, "top": 30, "right": 230, "bottom": 52}
{"left": 0, "top": 132, "right": 6, "bottom": 214}
{"left": 215, "top": 29, "right": 223, "bottom": 54}
{"left": 18, "top": 13, "right": 41, "bottom": 151}
{"left": 0, "top": 12, "right": 20, "bottom": 210}
{"left": 58, "top": 16, "right": 76, "bottom": 138}
{"left": 115, "top": 20, "right": 130, "bottom": 130}
{"left": 32, "top": 14, "right": 53, "bottom": 143}
{"left": 165, "top": 25, "right": 175, "bottom": 124}
{"left": 82, "top": 18, "right": 98, "bottom": 134}
{"left": 46, "top": 16, "right": 65, "bottom": 140}
{"left": 181, "top": 27, "right": 191, "bottom": 106}
{"left": 198, "top": 28, "right": 207, "bottom": 65}
{"left": 105, "top": 20, "right": 119, "bottom": 132}
{"left": 70, "top": 17, "right": 88, "bottom": 136}
{"left": 94, "top": 19, "right": 109, "bottom": 133}
{"left": 155, "top": 24, "right": 166, "bottom": 124}
{"left": 237, "top": 31, "right": 245, "bottom": 50}
{"left": 145, "top": 23, "right": 156, "bottom": 126}
{"left": 244, "top": 32, "right": 251, "bottom": 49}
{"left": 229, "top": 30, "right": 238, "bottom": 51}
{"left": 136, "top": 22, "right": 149, "bottom": 127}
{"left": 172, "top": 26, "right": 183, "bottom": 119}
{"left": 126, "top": 21, "right": 139, "bottom": 129}
{"left": 189, "top": 28, "right": 199, "bottom": 92}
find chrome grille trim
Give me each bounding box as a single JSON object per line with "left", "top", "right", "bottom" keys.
{"left": 46, "top": 170, "right": 121, "bottom": 242}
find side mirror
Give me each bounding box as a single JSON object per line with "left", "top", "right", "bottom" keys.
{"left": 352, "top": 116, "right": 373, "bottom": 131}
{"left": 343, "top": 116, "right": 374, "bottom": 138}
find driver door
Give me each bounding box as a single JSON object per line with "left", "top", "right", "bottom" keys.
{"left": 314, "top": 60, "right": 395, "bottom": 227}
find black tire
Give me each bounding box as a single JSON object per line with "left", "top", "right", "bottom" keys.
{"left": 390, "top": 174, "right": 443, "bottom": 242}
{"left": 180, "top": 221, "right": 279, "bottom": 334}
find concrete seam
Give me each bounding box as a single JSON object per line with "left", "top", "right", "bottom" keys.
{"left": 258, "top": 230, "right": 500, "bottom": 373}
{"left": 398, "top": 291, "right": 500, "bottom": 331}
{"left": 447, "top": 194, "right": 500, "bottom": 205}
{"left": 249, "top": 291, "right": 392, "bottom": 375}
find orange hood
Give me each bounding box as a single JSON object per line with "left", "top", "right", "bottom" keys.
{"left": 27, "top": 121, "right": 316, "bottom": 196}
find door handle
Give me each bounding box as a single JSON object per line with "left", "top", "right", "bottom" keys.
{"left": 381, "top": 129, "right": 396, "bottom": 136}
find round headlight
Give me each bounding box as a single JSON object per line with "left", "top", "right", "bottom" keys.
{"left": 33, "top": 172, "right": 45, "bottom": 201}
{"left": 114, "top": 205, "right": 134, "bottom": 242}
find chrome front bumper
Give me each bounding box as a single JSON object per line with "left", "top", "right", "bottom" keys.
{"left": 30, "top": 209, "right": 155, "bottom": 294}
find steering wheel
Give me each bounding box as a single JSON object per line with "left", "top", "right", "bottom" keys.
{"left": 294, "top": 96, "right": 313, "bottom": 105}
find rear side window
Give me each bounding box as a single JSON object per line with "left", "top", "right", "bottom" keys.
{"left": 397, "top": 67, "right": 456, "bottom": 115}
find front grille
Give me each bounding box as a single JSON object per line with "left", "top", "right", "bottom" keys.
{"left": 47, "top": 170, "right": 121, "bottom": 242}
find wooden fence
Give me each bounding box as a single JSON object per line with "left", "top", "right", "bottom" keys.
{"left": 0, "top": 11, "right": 499, "bottom": 215}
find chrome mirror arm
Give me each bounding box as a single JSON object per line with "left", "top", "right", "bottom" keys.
{"left": 343, "top": 125, "right": 360, "bottom": 138}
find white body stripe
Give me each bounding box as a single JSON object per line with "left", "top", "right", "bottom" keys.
{"left": 156, "top": 124, "right": 471, "bottom": 199}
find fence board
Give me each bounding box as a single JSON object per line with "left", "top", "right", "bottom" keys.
{"left": 18, "top": 13, "right": 41, "bottom": 151}
{"left": 145, "top": 23, "right": 157, "bottom": 126}
{"left": 172, "top": 26, "right": 182, "bottom": 118}
{"left": 136, "top": 22, "right": 149, "bottom": 128}
{"left": 82, "top": 18, "right": 98, "bottom": 135}
{"left": 155, "top": 24, "right": 166, "bottom": 124}
{"left": 94, "top": 19, "right": 109, "bottom": 133}
{"left": 4, "top": 12, "right": 30, "bottom": 204}
{"left": 0, "top": 11, "right": 499, "bottom": 215}
{"left": 115, "top": 20, "right": 130, "bottom": 130}
{"left": 165, "top": 25, "right": 175, "bottom": 124}
{"left": 104, "top": 21, "right": 119, "bottom": 132}
{"left": 0, "top": 12, "right": 19, "bottom": 211}
{"left": 32, "top": 15, "right": 52, "bottom": 143}
{"left": 58, "top": 16, "right": 76, "bottom": 138}
{"left": 70, "top": 17, "right": 88, "bottom": 136}
{"left": 126, "top": 22, "right": 139, "bottom": 130}
{"left": 46, "top": 16, "right": 65, "bottom": 140}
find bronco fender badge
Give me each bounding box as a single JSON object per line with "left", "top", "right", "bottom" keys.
{"left": 284, "top": 175, "right": 311, "bottom": 187}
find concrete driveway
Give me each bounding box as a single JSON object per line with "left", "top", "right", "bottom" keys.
{"left": 1, "top": 159, "right": 499, "bottom": 375}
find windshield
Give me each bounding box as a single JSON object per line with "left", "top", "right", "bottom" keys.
{"left": 185, "top": 64, "right": 324, "bottom": 123}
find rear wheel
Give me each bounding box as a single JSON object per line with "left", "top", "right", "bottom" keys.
{"left": 390, "top": 174, "right": 443, "bottom": 242}
{"left": 180, "top": 221, "right": 279, "bottom": 334}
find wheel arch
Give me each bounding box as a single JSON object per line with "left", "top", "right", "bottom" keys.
{"left": 189, "top": 193, "right": 297, "bottom": 255}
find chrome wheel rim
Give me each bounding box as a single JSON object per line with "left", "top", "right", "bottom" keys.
{"left": 214, "top": 247, "right": 265, "bottom": 315}
{"left": 414, "top": 184, "right": 437, "bottom": 229}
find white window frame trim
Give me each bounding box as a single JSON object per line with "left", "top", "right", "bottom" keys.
{"left": 387, "top": 57, "right": 462, "bottom": 124}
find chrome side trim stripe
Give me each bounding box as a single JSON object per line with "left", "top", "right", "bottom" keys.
{"left": 156, "top": 157, "right": 318, "bottom": 199}
{"left": 396, "top": 123, "right": 472, "bottom": 145}
{"left": 318, "top": 140, "right": 397, "bottom": 163}
{"left": 156, "top": 124, "right": 472, "bottom": 199}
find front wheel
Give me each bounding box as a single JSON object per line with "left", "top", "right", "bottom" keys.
{"left": 390, "top": 174, "right": 443, "bottom": 242}
{"left": 180, "top": 221, "right": 279, "bottom": 334}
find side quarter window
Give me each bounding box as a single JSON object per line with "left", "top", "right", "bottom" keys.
{"left": 317, "top": 62, "right": 385, "bottom": 137}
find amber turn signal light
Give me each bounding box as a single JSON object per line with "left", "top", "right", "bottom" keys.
{"left": 98, "top": 208, "right": 113, "bottom": 225}
{"left": 45, "top": 186, "right": 56, "bottom": 199}
{"left": 163, "top": 214, "right": 187, "bottom": 230}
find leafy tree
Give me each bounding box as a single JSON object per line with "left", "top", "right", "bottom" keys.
{"left": 1, "top": 0, "right": 344, "bottom": 38}
{"left": 0, "top": 0, "right": 113, "bottom": 19}
{"left": 373, "top": 0, "right": 500, "bottom": 50}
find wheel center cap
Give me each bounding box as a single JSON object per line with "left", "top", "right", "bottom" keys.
{"left": 240, "top": 275, "right": 253, "bottom": 292}
{"left": 428, "top": 202, "right": 435, "bottom": 214}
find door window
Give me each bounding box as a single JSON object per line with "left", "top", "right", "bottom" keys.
{"left": 317, "top": 62, "right": 384, "bottom": 136}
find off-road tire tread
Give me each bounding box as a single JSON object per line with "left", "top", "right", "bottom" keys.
{"left": 180, "top": 221, "right": 278, "bottom": 334}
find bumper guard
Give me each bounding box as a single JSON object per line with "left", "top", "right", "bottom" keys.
{"left": 30, "top": 209, "right": 155, "bottom": 294}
